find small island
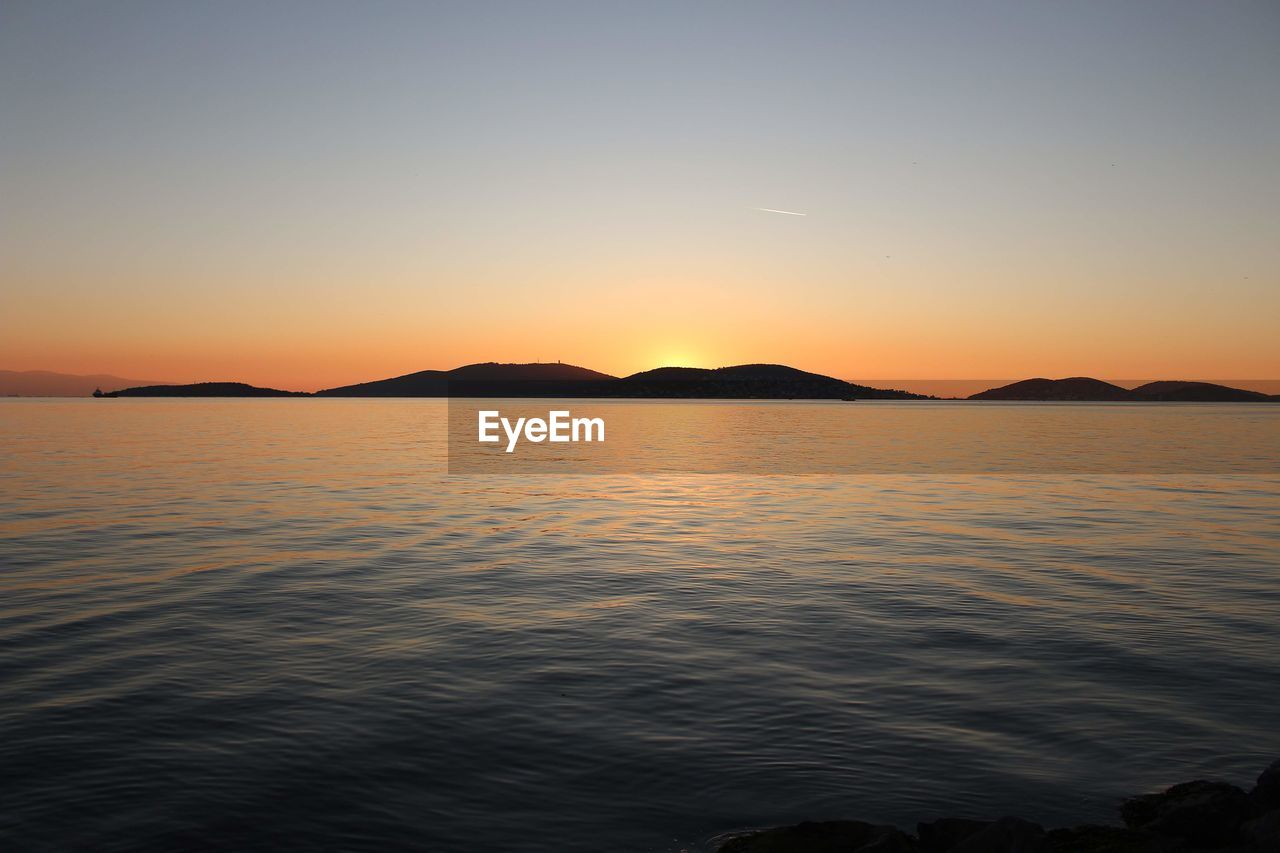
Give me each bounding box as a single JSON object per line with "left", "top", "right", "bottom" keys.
{"left": 96, "top": 381, "right": 308, "bottom": 398}
{"left": 969, "top": 378, "right": 1276, "bottom": 403}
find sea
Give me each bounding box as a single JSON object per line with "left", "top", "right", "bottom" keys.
{"left": 2, "top": 398, "right": 1278, "bottom": 851}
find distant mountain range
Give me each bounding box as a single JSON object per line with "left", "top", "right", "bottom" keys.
{"left": 86, "top": 363, "right": 926, "bottom": 399}
{"left": 14, "top": 364, "right": 1276, "bottom": 401}
{"left": 970, "top": 377, "right": 1277, "bottom": 402}
{"left": 1, "top": 370, "right": 167, "bottom": 397}
{"left": 311, "top": 362, "right": 923, "bottom": 399}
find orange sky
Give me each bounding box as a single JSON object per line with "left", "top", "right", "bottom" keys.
{"left": 5, "top": 271, "right": 1277, "bottom": 392}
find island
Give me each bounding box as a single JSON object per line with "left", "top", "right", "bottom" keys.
{"left": 96, "top": 382, "right": 307, "bottom": 397}
{"left": 315, "top": 362, "right": 926, "bottom": 400}
{"left": 970, "top": 377, "right": 1277, "bottom": 403}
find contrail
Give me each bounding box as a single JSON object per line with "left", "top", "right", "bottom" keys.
{"left": 750, "top": 207, "right": 807, "bottom": 216}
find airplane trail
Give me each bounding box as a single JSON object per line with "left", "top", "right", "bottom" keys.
{"left": 750, "top": 207, "right": 807, "bottom": 216}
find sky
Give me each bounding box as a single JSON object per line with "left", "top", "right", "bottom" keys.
{"left": 2, "top": 1, "right": 1278, "bottom": 391}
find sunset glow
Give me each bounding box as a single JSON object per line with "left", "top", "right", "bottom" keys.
{"left": 2, "top": 2, "right": 1276, "bottom": 390}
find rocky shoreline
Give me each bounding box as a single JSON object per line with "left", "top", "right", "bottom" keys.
{"left": 715, "top": 759, "right": 1280, "bottom": 852}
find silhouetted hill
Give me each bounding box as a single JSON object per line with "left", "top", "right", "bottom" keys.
{"left": 970, "top": 377, "right": 1277, "bottom": 402}
{"left": 317, "top": 368, "right": 449, "bottom": 396}
{"left": 316, "top": 362, "right": 616, "bottom": 397}
{"left": 614, "top": 364, "right": 924, "bottom": 399}
{"left": 1130, "top": 380, "right": 1271, "bottom": 402}
{"left": 854, "top": 377, "right": 1280, "bottom": 398}
{"left": 1, "top": 370, "right": 168, "bottom": 397}
{"left": 100, "top": 382, "right": 307, "bottom": 397}
{"left": 970, "top": 377, "right": 1135, "bottom": 401}
{"left": 316, "top": 362, "right": 924, "bottom": 399}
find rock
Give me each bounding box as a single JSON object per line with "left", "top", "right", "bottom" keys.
{"left": 1120, "top": 780, "right": 1250, "bottom": 847}
{"left": 1250, "top": 759, "right": 1280, "bottom": 815}
{"left": 713, "top": 760, "right": 1280, "bottom": 853}
{"left": 716, "top": 820, "right": 917, "bottom": 853}
{"left": 858, "top": 829, "right": 918, "bottom": 852}
{"left": 946, "top": 816, "right": 1047, "bottom": 852}
{"left": 917, "top": 817, "right": 989, "bottom": 851}
{"left": 1241, "top": 808, "right": 1280, "bottom": 849}
{"left": 1045, "top": 825, "right": 1186, "bottom": 852}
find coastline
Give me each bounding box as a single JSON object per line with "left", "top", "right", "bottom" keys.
{"left": 715, "top": 760, "right": 1280, "bottom": 852}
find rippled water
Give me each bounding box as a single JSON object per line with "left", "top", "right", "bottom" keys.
{"left": 2, "top": 399, "right": 1278, "bottom": 851}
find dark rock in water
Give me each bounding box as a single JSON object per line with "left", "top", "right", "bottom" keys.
{"left": 714, "top": 760, "right": 1280, "bottom": 853}
{"left": 858, "top": 830, "right": 918, "bottom": 852}
{"left": 1121, "top": 780, "right": 1250, "bottom": 847}
{"left": 1044, "top": 825, "right": 1184, "bottom": 852}
{"left": 917, "top": 817, "right": 990, "bottom": 851}
{"left": 1241, "top": 808, "right": 1280, "bottom": 849}
{"left": 920, "top": 818, "right": 1184, "bottom": 853}
{"left": 946, "top": 816, "right": 1046, "bottom": 852}
{"left": 716, "top": 820, "right": 917, "bottom": 852}
{"left": 1251, "top": 759, "right": 1280, "bottom": 814}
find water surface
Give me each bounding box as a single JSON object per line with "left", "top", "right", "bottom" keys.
{"left": 2, "top": 399, "right": 1278, "bottom": 851}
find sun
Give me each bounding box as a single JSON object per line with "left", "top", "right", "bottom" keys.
{"left": 650, "top": 347, "right": 708, "bottom": 369}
